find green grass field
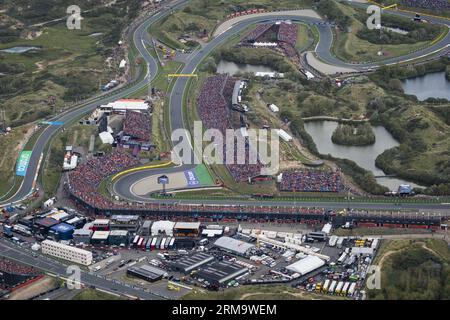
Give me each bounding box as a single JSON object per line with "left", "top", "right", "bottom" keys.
{"left": 72, "top": 288, "right": 124, "bottom": 300}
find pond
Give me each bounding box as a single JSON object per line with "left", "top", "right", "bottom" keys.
{"left": 303, "top": 120, "right": 423, "bottom": 190}
{"left": 0, "top": 46, "right": 41, "bottom": 53}
{"left": 401, "top": 71, "right": 450, "bottom": 101}
{"left": 216, "top": 60, "right": 276, "bottom": 76}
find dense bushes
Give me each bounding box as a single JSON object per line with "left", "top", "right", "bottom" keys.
{"left": 315, "top": 0, "right": 350, "bottom": 30}
{"left": 368, "top": 243, "right": 450, "bottom": 300}
{"left": 330, "top": 157, "right": 388, "bottom": 195}
{"left": 331, "top": 123, "right": 376, "bottom": 146}
{"left": 355, "top": 11, "right": 443, "bottom": 45}
{"left": 219, "top": 47, "right": 294, "bottom": 73}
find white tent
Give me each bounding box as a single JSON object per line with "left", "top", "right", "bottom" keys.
{"left": 119, "top": 59, "right": 127, "bottom": 68}
{"left": 99, "top": 131, "right": 114, "bottom": 144}
{"left": 286, "top": 255, "right": 325, "bottom": 275}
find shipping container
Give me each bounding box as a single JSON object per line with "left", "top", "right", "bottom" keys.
{"left": 160, "top": 238, "right": 167, "bottom": 250}
{"left": 137, "top": 237, "right": 143, "bottom": 248}
{"left": 338, "top": 252, "right": 347, "bottom": 264}
{"left": 145, "top": 238, "right": 151, "bottom": 251}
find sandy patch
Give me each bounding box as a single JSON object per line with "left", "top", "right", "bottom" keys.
{"left": 8, "top": 276, "right": 57, "bottom": 300}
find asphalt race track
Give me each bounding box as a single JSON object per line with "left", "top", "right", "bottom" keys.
{"left": 3, "top": 0, "right": 450, "bottom": 213}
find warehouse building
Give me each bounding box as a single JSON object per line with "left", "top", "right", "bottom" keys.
{"left": 48, "top": 223, "right": 75, "bottom": 241}
{"left": 109, "top": 230, "right": 130, "bottom": 246}
{"left": 214, "top": 236, "right": 255, "bottom": 256}
{"left": 127, "top": 264, "right": 168, "bottom": 282}
{"left": 41, "top": 240, "right": 93, "bottom": 265}
{"left": 171, "top": 252, "right": 215, "bottom": 274}
{"left": 73, "top": 229, "right": 93, "bottom": 245}
{"left": 91, "top": 231, "right": 110, "bottom": 245}
{"left": 285, "top": 255, "right": 325, "bottom": 276}
{"left": 34, "top": 217, "right": 59, "bottom": 235}
{"left": 110, "top": 215, "right": 141, "bottom": 232}
{"left": 151, "top": 221, "right": 174, "bottom": 236}
{"left": 173, "top": 222, "right": 201, "bottom": 237}
{"left": 196, "top": 260, "right": 249, "bottom": 288}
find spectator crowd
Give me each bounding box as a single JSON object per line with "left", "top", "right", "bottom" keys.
{"left": 123, "top": 110, "right": 151, "bottom": 142}
{"left": 0, "top": 259, "right": 39, "bottom": 276}
{"left": 279, "top": 169, "right": 344, "bottom": 193}
{"left": 197, "top": 74, "right": 263, "bottom": 182}
{"left": 240, "top": 22, "right": 299, "bottom": 62}
{"left": 401, "top": 0, "right": 450, "bottom": 10}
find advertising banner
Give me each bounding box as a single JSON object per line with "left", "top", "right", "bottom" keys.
{"left": 16, "top": 151, "right": 32, "bottom": 177}
{"left": 184, "top": 170, "right": 200, "bottom": 186}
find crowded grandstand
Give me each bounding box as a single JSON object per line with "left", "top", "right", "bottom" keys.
{"left": 241, "top": 21, "right": 299, "bottom": 63}
{"left": 0, "top": 259, "right": 40, "bottom": 290}
{"left": 197, "top": 74, "right": 263, "bottom": 182}
{"left": 401, "top": 0, "right": 450, "bottom": 10}
{"left": 279, "top": 169, "right": 344, "bottom": 193}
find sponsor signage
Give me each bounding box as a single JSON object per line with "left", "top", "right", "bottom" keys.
{"left": 184, "top": 170, "right": 200, "bottom": 186}
{"left": 158, "top": 175, "right": 169, "bottom": 185}
{"left": 16, "top": 151, "right": 32, "bottom": 176}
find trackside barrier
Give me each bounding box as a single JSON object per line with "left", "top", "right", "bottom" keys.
{"left": 111, "top": 161, "right": 173, "bottom": 181}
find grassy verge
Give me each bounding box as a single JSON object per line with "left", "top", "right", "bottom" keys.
{"left": 72, "top": 288, "right": 124, "bottom": 300}
{"left": 182, "top": 284, "right": 344, "bottom": 300}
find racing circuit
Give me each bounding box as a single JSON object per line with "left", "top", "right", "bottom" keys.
{"left": 3, "top": 0, "right": 450, "bottom": 224}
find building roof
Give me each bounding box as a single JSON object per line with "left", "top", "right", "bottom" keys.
{"left": 111, "top": 215, "right": 140, "bottom": 223}
{"left": 50, "top": 223, "right": 75, "bottom": 233}
{"left": 196, "top": 260, "right": 248, "bottom": 284}
{"left": 214, "top": 236, "right": 255, "bottom": 255}
{"left": 142, "top": 220, "right": 152, "bottom": 228}
{"left": 104, "top": 99, "right": 149, "bottom": 112}
{"left": 172, "top": 252, "right": 215, "bottom": 273}
{"left": 128, "top": 264, "right": 167, "bottom": 280}
{"left": 42, "top": 240, "right": 92, "bottom": 256}
{"left": 93, "top": 219, "right": 110, "bottom": 225}
{"left": 35, "top": 217, "right": 59, "bottom": 228}
{"left": 109, "top": 230, "right": 129, "bottom": 237}
{"left": 91, "top": 231, "right": 110, "bottom": 240}
{"left": 151, "top": 221, "right": 175, "bottom": 230}
{"left": 174, "top": 222, "right": 201, "bottom": 230}
{"left": 285, "top": 255, "right": 325, "bottom": 276}
{"left": 73, "top": 229, "right": 92, "bottom": 236}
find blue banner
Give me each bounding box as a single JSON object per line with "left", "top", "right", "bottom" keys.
{"left": 16, "top": 151, "right": 32, "bottom": 176}
{"left": 184, "top": 170, "right": 200, "bottom": 186}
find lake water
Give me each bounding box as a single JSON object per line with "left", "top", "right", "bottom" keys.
{"left": 0, "top": 46, "right": 40, "bottom": 53}
{"left": 303, "top": 120, "right": 423, "bottom": 190}
{"left": 216, "top": 60, "right": 276, "bottom": 76}
{"left": 401, "top": 71, "right": 450, "bottom": 101}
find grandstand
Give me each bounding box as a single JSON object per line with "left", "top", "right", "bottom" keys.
{"left": 279, "top": 169, "right": 344, "bottom": 193}
{"left": 240, "top": 21, "right": 299, "bottom": 63}
{"left": 197, "top": 74, "right": 263, "bottom": 182}
{"left": 401, "top": 0, "right": 450, "bottom": 10}
{"left": 0, "top": 259, "right": 40, "bottom": 290}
